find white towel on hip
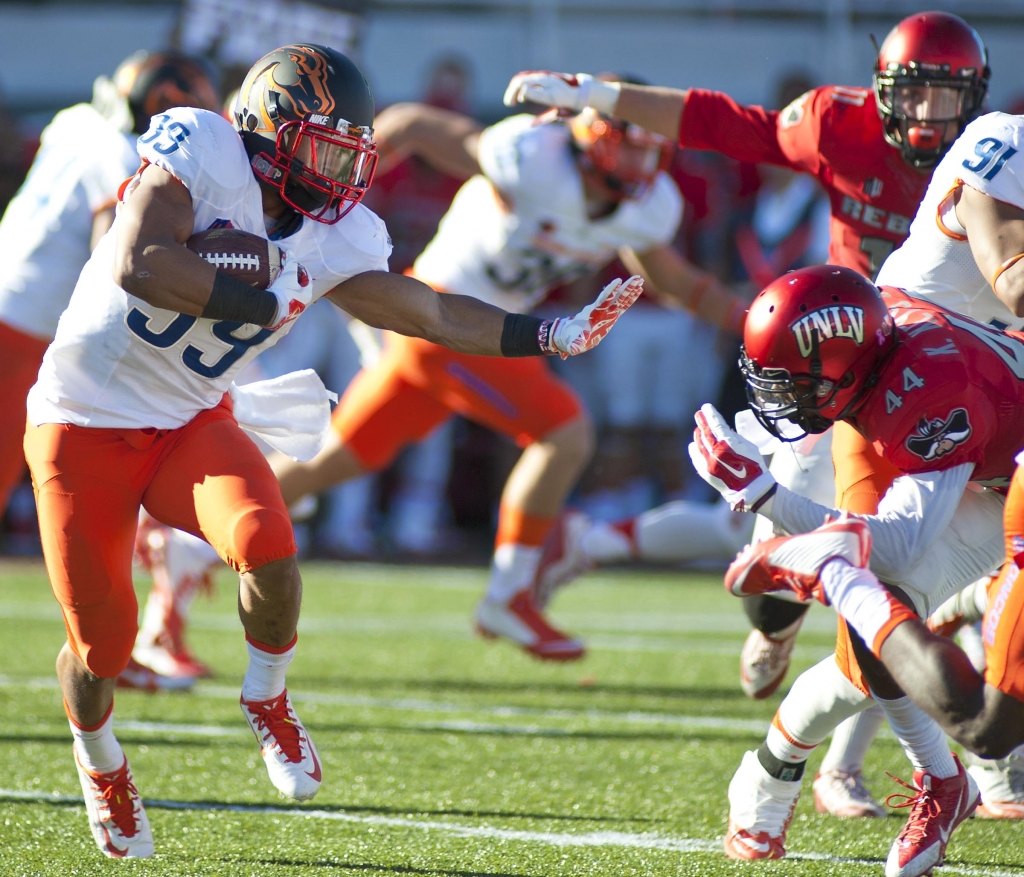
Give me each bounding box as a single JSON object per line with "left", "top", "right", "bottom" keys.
{"left": 228, "top": 369, "right": 338, "bottom": 462}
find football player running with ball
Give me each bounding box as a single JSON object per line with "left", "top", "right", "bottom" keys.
{"left": 504, "top": 9, "right": 991, "bottom": 817}
{"left": 24, "top": 45, "right": 640, "bottom": 859}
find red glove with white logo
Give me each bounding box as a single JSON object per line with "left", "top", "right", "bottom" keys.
{"left": 503, "top": 71, "right": 621, "bottom": 115}
{"left": 267, "top": 253, "right": 313, "bottom": 331}
{"left": 540, "top": 275, "right": 644, "bottom": 359}
{"left": 688, "top": 403, "right": 776, "bottom": 513}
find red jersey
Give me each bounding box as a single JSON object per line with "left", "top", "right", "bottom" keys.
{"left": 849, "top": 288, "right": 1024, "bottom": 487}
{"left": 680, "top": 86, "right": 931, "bottom": 280}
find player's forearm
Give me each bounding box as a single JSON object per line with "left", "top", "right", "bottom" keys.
{"left": 613, "top": 84, "right": 687, "bottom": 141}
{"left": 374, "top": 103, "right": 481, "bottom": 179}
{"left": 112, "top": 235, "right": 217, "bottom": 315}
{"left": 328, "top": 271, "right": 506, "bottom": 356}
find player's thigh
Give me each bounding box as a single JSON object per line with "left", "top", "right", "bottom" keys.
{"left": 331, "top": 337, "right": 452, "bottom": 471}
{"left": 427, "top": 343, "right": 582, "bottom": 445}
{"left": 896, "top": 487, "right": 1006, "bottom": 618}
{"left": 832, "top": 420, "right": 899, "bottom": 513}
{"left": 23, "top": 422, "right": 143, "bottom": 676}
{"left": 0, "top": 322, "right": 49, "bottom": 507}
{"left": 143, "top": 407, "right": 296, "bottom": 573}
{"left": 984, "top": 468, "right": 1024, "bottom": 702}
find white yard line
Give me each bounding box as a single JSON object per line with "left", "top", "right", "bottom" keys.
{"left": 0, "top": 788, "right": 1017, "bottom": 876}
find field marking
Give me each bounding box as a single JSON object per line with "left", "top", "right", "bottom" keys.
{"left": 0, "top": 788, "right": 1018, "bottom": 876}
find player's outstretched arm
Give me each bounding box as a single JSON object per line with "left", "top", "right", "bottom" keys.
{"left": 503, "top": 72, "right": 685, "bottom": 142}
{"left": 113, "top": 165, "right": 219, "bottom": 315}
{"left": 957, "top": 184, "right": 1024, "bottom": 317}
{"left": 875, "top": 619, "right": 1024, "bottom": 758}
{"left": 327, "top": 271, "right": 643, "bottom": 357}
{"left": 373, "top": 102, "right": 482, "bottom": 180}
{"left": 621, "top": 244, "right": 748, "bottom": 334}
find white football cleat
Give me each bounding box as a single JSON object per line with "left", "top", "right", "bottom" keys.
{"left": 476, "top": 589, "right": 585, "bottom": 661}
{"left": 116, "top": 656, "right": 195, "bottom": 692}
{"left": 884, "top": 753, "right": 979, "bottom": 877}
{"left": 531, "top": 511, "right": 594, "bottom": 610}
{"left": 739, "top": 618, "right": 803, "bottom": 699}
{"left": 813, "top": 768, "right": 886, "bottom": 818}
{"left": 723, "top": 749, "right": 801, "bottom": 861}
{"left": 241, "top": 689, "right": 322, "bottom": 801}
{"left": 965, "top": 749, "right": 1024, "bottom": 819}
{"left": 74, "top": 748, "right": 153, "bottom": 859}
{"left": 725, "top": 515, "right": 872, "bottom": 601}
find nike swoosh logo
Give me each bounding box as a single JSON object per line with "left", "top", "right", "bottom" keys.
{"left": 305, "top": 746, "right": 322, "bottom": 783}
{"left": 718, "top": 459, "right": 747, "bottom": 480}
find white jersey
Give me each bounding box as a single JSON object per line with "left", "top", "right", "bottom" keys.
{"left": 0, "top": 104, "right": 139, "bottom": 340}
{"left": 27, "top": 107, "right": 391, "bottom": 431}
{"left": 411, "top": 114, "right": 682, "bottom": 313}
{"left": 877, "top": 112, "right": 1024, "bottom": 331}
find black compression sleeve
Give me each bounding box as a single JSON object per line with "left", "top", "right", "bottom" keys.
{"left": 500, "top": 313, "right": 545, "bottom": 357}
{"left": 201, "top": 271, "right": 279, "bottom": 327}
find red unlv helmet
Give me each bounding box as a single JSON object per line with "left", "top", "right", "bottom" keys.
{"left": 873, "top": 11, "right": 989, "bottom": 169}
{"left": 570, "top": 109, "right": 673, "bottom": 202}
{"left": 740, "top": 266, "right": 896, "bottom": 439}
{"left": 234, "top": 44, "right": 378, "bottom": 223}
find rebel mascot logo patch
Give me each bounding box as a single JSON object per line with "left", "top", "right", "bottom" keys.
{"left": 905, "top": 408, "right": 972, "bottom": 461}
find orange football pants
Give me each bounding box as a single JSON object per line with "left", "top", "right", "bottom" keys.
{"left": 0, "top": 320, "right": 50, "bottom": 513}
{"left": 333, "top": 331, "right": 582, "bottom": 472}
{"left": 831, "top": 421, "right": 901, "bottom": 694}
{"left": 982, "top": 465, "right": 1024, "bottom": 702}
{"left": 24, "top": 400, "right": 296, "bottom": 678}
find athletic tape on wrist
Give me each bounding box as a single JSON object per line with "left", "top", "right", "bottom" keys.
{"left": 203, "top": 270, "right": 279, "bottom": 327}
{"left": 500, "top": 312, "right": 545, "bottom": 356}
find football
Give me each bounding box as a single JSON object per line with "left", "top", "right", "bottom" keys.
{"left": 185, "top": 228, "right": 282, "bottom": 289}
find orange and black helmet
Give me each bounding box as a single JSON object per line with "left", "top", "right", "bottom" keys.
{"left": 233, "top": 44, "right": 378, "bottom": 223}
{"left": 104, "top": 50, "right": 220, "bottom": 134}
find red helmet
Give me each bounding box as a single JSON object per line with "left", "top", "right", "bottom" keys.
{"left": 873, "top": 11, "right": 989, "bottom": 168}
{"left": 570, "top": 109, "right": 673, "bottom": 202}
{"left": 234, "top": 44, "right": 378, "bottom": 224}
{"left": 740, "top": 266, "right": 896, "bottom": 439}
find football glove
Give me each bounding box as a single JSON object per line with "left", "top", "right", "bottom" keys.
{"left": 267, "top": 254, "right": 313, "bottom": 331}
{"left": 503, "top": 71, "right": 620, "bottom": 115}
{"left": 541, "top": 275, "right": 644, "bottom": 358}
{"left": 689, "top": 403, "right": 776, "bottom": 513}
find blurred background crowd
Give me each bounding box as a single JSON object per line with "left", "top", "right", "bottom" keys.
{"left": 1, "top": 0, "right": 1023, "bottom": 561}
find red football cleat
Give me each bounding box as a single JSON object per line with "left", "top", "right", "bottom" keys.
{"left": 241, "top": 689, "right": 322, "bottom": 802}
{"left": 884, "top": 753, "right": 979, "bottom": 877}
{"left": 723, "top": 750, "right": 800, "bottom": 861}
{"left": 725, "top": 515, "right": 872, "bottom": 602}
{"left": 74, "top": 749, "right": 153, "bottom": 858}
{"left": 476, "top": 589, "right": 585, "bottom": 661}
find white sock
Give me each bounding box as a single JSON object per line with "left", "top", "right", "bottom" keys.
{"left": 580, "top": 522, "right": 633, "bottom": 564}
{"left": 241, "top": 636, "right": 296, "bottom": 702}
{"left": 766, "top": 655, "right": 872, "bottom": 763}
{"left": 819, "top": 705, "right": 885, "bottom": 773}
{"left": 485, "top": 543, "right": 542, "bottom": 603}
{"left": 633, "top": 500, "right": 752, "bottom": 562}
{"left": 873, "top": 694, "right": 958, "bottom": 778}
{"left": 820, "top": 560, "right": 904, "bottom": 652}
{"left": 69, "top": 706, "right": 124, "bottom": 774}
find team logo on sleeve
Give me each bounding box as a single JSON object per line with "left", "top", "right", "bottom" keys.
{"left": 904, "top": 408, "right": 972, "bottom": 462}
{"left": 790, "top": 306, "right": 866, "bottom": 357}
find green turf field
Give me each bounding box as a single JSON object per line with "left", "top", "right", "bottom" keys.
{"left": 0, "top": 558, "right": 1021, "bottom": 876}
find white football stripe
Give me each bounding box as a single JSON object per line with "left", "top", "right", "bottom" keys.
{"left": 0, "top": 788, "right": 1014, "bottom": 876}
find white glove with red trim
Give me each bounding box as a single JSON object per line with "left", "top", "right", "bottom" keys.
{"left": 267, "top": 253, "right": 313, "bottom": 331}
{"left": 688, "top": 403, "right": 776, "bottom": 513}
{"left": 503, "top": 71, "right": 621, "bottom": 115}
{"left": 541, "top": 275, "right": 644, "bottom": 359}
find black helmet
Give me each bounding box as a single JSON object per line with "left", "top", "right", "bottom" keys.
{"left": 94, "top": 50, "right": 220, "bottom": 135}
{"left": 233, "top": 44, "right": 378, "bottom": 223}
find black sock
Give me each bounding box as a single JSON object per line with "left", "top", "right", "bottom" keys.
{"left": 757, "top": 743, "right": 805, "bottom": 782}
